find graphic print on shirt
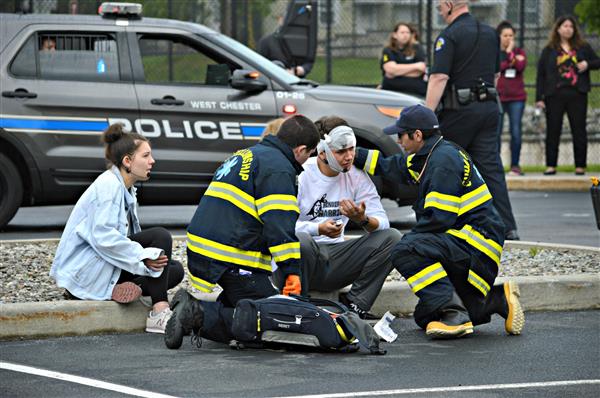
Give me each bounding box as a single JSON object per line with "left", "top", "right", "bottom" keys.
{"left": 306, "top": 193, "right": 341, "bottom": 220}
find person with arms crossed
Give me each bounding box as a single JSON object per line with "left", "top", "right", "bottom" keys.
{"left": 355, "top": 105, "right": 524, "bottom": 339}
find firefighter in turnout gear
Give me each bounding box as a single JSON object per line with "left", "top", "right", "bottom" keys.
{"left": 354, "top": 105, "right": 524, "bottom": 339}
{"left": 165, "top": 115, "right": 320, "bottom": 349}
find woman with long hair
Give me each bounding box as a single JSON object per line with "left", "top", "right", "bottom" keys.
{"left": 51, "top": 123, "right": 184, "bottom": 334}
{"left": 496, "top": 20, "right": 527, "bottom": 176}
{"left": 380, "top": 22, "right": 427, "bottom": 97}
{"left": 536, "top": 15, "right": 599, "bottom": 175}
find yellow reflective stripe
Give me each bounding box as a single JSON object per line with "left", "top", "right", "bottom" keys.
{"left": 458, "top": 184, "right": 492, "bottom": 216}
{"left": 446, "top": 225, "right": 502, "bottom": 265}
{"left": 188, "top": 272, "right": 216, "bottom": 293}
{"left": 424, "top": 191, "right": 461, "bottom": 214}
{"left": 187, "top": 232, "right": 272, "bottom": 271}
{"left": 468, "top": 270, "right": 491, "bottom": 296}
{"left": 269, "top": 241, "right": 301, "bottom": 262}
{"left": 336, "top": 322, "right": 350, "bottom": 342}
{"left": 406, "top": 153, "right": 420, "bottom": 182}
{"left": 204, "top": 181, "right": 260, "bottom": 221}
{"left": 406, "top": 262, "right": 448, "bottom": 293}
{"left": 364, "top": 149, "right": 380, "bottom": 175}
{"left": 255, "top": 194, "right": 299, "bottom": 215}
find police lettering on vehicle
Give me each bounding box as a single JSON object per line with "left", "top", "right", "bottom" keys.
{"left": 190, "top": 100, "right": 263, "bottom": 111}
{"left": 108, "top": 118, "right": 265, "bottom": 140}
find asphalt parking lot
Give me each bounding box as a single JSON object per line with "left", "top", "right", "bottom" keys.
{"left": 1, "top": 311, "right": 599, "bottom": 398}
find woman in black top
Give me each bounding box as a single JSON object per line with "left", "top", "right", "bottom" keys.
{"left": 380, "top": 22, "right": 427, "bottom": 97}
{"left": 536, "top": 15, "right": 599, "bottom": 175}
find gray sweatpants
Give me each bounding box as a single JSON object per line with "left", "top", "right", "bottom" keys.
{"left": 275, "top": 229, "right": 402, "bottom": 311}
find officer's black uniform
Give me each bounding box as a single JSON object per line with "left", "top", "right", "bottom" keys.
{"left": 431, "top": 12, "right": 518, "bottom": 237}
{"left": 355, "top": 139, "right": 507, "bottom": 329}
{"left": 380, "top": 45, "right": 427, "bottom": 96}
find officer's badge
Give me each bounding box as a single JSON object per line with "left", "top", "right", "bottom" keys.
{"left": 215, "top": 156, "right": 238, "bottom": 180}
{"left": 435, "top": 37, "right": 445, "bottom": 52}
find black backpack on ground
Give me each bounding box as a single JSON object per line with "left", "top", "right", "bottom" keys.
{"left": 230, "top": 295, "right": 386, "bottom": 355}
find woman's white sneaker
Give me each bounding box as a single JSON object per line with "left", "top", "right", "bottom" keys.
{"left": 146, "top": 308, "right": 173, "bottom": 334}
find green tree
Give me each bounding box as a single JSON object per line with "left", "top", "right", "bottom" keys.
{"left": 576, "top": 0, "right": 600, "bottom": 35}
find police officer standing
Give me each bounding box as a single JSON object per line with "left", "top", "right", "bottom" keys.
{"left": 425, "top": 0, "right": 519, "bottom": 240}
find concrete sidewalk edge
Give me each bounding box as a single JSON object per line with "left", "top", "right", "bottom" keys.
{"left": 1, "top": 274, "right": 598, "bottom": 341}
{"left": 505, "top": 174, "right": 594, "bottom": 192}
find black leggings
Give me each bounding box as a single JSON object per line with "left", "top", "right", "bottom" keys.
{"left": 544, "top": 87, "right": 588, "bottom": 168}
{"left": 117, "top": 227, "right": 184, "bottom": 304}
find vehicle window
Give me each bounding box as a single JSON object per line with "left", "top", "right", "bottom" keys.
{"left": 36, "top": 33, "right": 120, "bottom": 81}
{"left": 138, "top": 35, "right": 230, "bottom": 86}
{"left": 10, "top": 36, "right": 36, "bottom": 78}
{"left": 209, "top": 32, "right": 301, "bottom": 85}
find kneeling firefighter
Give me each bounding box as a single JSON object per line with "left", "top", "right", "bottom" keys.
{"left": 354, "top": 105, "right": 525, "bottom": 339}
{"left": 164, "top": 115, "right": 320, "bottom": 349}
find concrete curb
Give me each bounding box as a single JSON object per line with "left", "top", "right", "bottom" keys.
{"left": 505, "top": 174, "right": 594, "bottom": 192}
{"left": 1, "top": 274, "right": 598, "bottom": 341}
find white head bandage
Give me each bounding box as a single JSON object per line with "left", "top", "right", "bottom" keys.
{"left": 317, "top": 125, "right": 356, "bottom": 173}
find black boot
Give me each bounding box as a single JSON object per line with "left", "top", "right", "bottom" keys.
{"left": 426, "top": 292, "right": 473, "bottom": 339}
{"left": 164, "top": 289, "right": 204, "bottom": 349}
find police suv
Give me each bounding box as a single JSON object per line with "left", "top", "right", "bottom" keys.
{"left": 0, "top": 3, "right": 419, "bottom": 229}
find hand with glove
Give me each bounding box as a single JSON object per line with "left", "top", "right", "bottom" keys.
{"left": 283, "top": 274, "right": 301, "bottom": 296}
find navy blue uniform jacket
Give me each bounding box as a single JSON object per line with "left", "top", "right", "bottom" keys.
{"left": 186, "top": 135, "right": 303, "bottom": 293}
{"left": 355, "top": 136, "right": 505, "bottom": 294}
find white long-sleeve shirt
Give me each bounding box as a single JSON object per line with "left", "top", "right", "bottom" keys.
{"left": 296, "top": 157, "right": 390, "bottom": 244}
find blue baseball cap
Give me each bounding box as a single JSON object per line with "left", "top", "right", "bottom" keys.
{"left": 383, "top": 105, "right": 440, "bottom": 135}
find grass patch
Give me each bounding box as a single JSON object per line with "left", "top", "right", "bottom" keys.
{"left": 308, "top": 56, "right": 600, "bottom": 107}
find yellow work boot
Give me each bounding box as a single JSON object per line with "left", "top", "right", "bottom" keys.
{"left": 426, "top": 293, "right": 473, "bottom": 339}
{"left": 503, "top": 281, "right": 525, "bottom": 335}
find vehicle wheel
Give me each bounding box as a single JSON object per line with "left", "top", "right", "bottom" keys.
{"left": 0, "top": 153, "right": 23, "bottom": 229}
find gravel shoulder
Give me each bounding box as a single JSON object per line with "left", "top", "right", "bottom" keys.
{"left": 1, "top": 239, "right": 598, "bottom": 304}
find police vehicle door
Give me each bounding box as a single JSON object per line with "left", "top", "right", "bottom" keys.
{"left": 126, "top": 29, "right": 278, "bottom": 204}
{"left": 0, "top": 27, "right": 138, "bottom": 195}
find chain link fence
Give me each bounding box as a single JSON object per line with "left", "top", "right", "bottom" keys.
{"left": 2, "top": 0, "right": 598, "bottom": 166}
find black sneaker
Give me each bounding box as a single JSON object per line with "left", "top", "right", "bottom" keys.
{"left": 339, "top": 292, "right": 379, "bottom": 320}
{"left": 164, "top": 289, "right": 204, "bottom": 350}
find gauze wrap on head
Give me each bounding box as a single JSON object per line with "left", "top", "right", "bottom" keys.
{"left": 317, "top": 125, "right": 356, "bottom": 173}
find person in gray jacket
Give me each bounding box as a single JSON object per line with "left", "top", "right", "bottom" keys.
{"left": 50, "top": 123, "right": 184, "bottom": 334}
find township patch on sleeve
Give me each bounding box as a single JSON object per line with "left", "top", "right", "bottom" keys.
{"left": 435, "top": 37, "right": 445, "bottom": 52}
{"left": 383, "top": 53, "right": 389, "bottom": 62}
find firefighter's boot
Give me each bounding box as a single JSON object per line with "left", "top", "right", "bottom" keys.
{"left": 502, "top": 281, "right": 525, "bottom": 335}
{"left": 164, "top": 289, "right": 204, "bottom": 349}
{"left": 426, "top": 292, "right": 473, "bottom": 339}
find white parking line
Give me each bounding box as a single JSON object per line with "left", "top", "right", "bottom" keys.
{"left": 0, "top": 361, "right": 179, "bottom": 398}
{"left": 270, "top": 379, "right": 600, "bottom": 398}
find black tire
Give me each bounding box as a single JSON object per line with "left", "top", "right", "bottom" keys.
{"left": 0, "top": 153, "right": 23, "bottom": 229}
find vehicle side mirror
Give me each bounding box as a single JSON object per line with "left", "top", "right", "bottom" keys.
{"left": 230, "top": 70, "right": 267, "bottom": 92}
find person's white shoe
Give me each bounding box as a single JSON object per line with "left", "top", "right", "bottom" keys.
{"left": 146, "top": 308, "right": 173, "bottom": 334}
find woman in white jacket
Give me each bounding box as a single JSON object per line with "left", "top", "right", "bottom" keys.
{"left": 50, "top": 124, "right": 184, "bottom": 333}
